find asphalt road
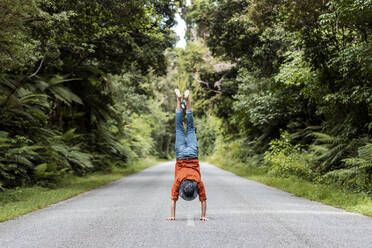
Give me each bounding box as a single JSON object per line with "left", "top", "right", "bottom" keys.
{"left": 1, "top": 161, "right": 372, "bottom": 248}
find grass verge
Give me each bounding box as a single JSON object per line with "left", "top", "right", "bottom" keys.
{"left": 208, "top": 157, "right": 372, "bottom": 217}
{"left": 0, "top": 157, "right": 163, "bottom": 222}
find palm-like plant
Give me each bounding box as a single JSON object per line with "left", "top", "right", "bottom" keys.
{"left": 318, "top": 142, "right": 372, "bottom": 191}
{"left": 0, "top": 74, "right": 91, "bottom": 187}
{"left": 309, "top": 132, "right": 351, "bottom": 172}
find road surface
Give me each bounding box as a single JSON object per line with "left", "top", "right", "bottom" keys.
{"left": 1, "top": 161, "right": 371, "bottom": 248}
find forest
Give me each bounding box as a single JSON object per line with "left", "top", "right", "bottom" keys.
{"left": 0, "top": 0, "right": 182, "bottom": 188}
{"left": 0, "top": 0, "right": 371, "bottom": 197}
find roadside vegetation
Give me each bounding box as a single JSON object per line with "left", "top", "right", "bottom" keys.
{"left": 0, "top": 0, "right": 183, "bottom": 219}
{"left": 208, "top": 154, "right": 372, "bottom": 217}
{"left": 0, "top": 0, "right": 183, "bottom": 189}
{"left": 0, "top": 157, "right": 161, "bottom": 222}
{"left": 181, "top": 0, "right": 371, "bottom": 215}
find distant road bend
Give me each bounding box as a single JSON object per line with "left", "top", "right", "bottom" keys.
{"left": 1, "top": 161, "right": 372, "bottom": 248}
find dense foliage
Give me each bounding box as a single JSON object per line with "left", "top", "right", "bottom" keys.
{"left": 183, "top": 0, "right": 372, "bottom": 192}
{"left": 0, "top": 0, "right": 183, "bottom": 188}
{"left": 1, "top": 0, "right": 371, "bottom": 195}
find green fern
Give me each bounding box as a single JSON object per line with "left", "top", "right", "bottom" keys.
{"left": 343, "top": 143, "right": 372, "bottom": 170}
{"left": 35, "top": 75, "right": 83, "bottom": 106}
{"left": 33, "top": 163, "right": 68, "bottom": 186}
{"left": 317, "top": 142, "right": 372, "bottom": 191}
{"left": 309, "top": 132, "right": 350, "bottom": 172}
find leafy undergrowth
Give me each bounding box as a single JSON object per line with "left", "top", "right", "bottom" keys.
{"left": 0, "top": 158, "right": 162, "bottom": 222}
{"left": 208, "top": 157, "right": 372, "bottom": 217}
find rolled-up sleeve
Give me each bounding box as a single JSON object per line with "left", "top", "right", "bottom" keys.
{"left": 197, "top": 181, "right": 207, "bottom": 202}
{"left": 171, "top": 180, "right": 181, "bottom": 201}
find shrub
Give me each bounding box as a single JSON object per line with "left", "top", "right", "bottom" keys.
{"left": 264, "top": 131, "right": 313, "bottom": 180}
{"left": 317, "top": 143, "right": 372, "bottom": 192}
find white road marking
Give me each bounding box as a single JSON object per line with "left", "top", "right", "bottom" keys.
{"left": 187, "top": 215, "right": 195, "bottom": 226}
{"left": 207, "top": 209, "right": 360, "bottom": 215}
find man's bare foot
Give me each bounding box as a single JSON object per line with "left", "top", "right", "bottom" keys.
{"left": 167, "top": 217, "right": 176, "bottom": 221}
{"left": 200, "top": 217, "right": 208, "bottom": 221}
{"left": 175, "top": 89, "right": 181, "bottom": 99}
{"left": 184, "top": 89, "right": 190, "bottom": 100}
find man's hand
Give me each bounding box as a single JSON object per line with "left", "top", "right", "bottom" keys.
{"left": 200, "top": 217, "right": 208, "bottom": 221}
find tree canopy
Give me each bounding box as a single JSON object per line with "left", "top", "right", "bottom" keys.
{"left": 182, "top": 0, "right": 372, "bottom": 192}
{"left": 0, "top": 0, "right": 371, "bottom": 194}
{"left": 0, "top": 0, "right": 183, "bottom": 188}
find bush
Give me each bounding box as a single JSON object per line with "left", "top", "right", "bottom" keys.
{"left": 317, "top": 143, "right": 372, "bottom": 192}
{"left": 0, "top": 132, "right": 39, "bottom": 188}
{"left": 195, "top": 115, "right": 220, "bottom": 157}
{"left": 317, "top": 168, "right": 372, "bottom": 193}
{"left": 264, "top": 131, "right": 313, "bottom": 180}
{"left": 266, "top": 152, "right": 313, "bottom": 180}
{"left": 210, "top": 134, "right": 263, "bottom": 171}
{"left": 33, "top": 163, "right": 68, "bottom": 187}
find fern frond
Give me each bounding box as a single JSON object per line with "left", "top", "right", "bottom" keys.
{"left": 62, "top": 128, "right": 81, "bottom": 141}
{"left": 67, "top": 150, "right": 94, "bottom": 168}
{"left": 48, "top": 86, "right": 83, "bottom": 105}
{"left": 0, "top": 131, "right": 9, "bottom": 138}
{"left": 312, "top": 132, "right": 342, "bottom": 144}
{"left": 8, "top": 109, "right": 35, "bottom": 121}
{"left": 30, "top": 127, "right": 59, "bottom": 139}
{"left": 310, "top": 144, "right": 329, "bottom": 154}
{"left": 12, "top": 155, "right": 33, "bottom": 167}
{"left": 35, "top": 75, "right": 83, "bottom": 105}
{"left": 343, "top": 143, "right": 372, "bottom": 169}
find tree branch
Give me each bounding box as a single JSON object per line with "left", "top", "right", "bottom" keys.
{"left": 28, "top": 56, "right": 45, "bottom": 78}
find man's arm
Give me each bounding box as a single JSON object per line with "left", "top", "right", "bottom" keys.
{"left": 200, "top": 200, "right": 208, "bottom": 221}
{"left": 168, "top": 200, "right": 176, "bottom": 220}
{"left": 169, "top": 180, "right": 180, "bottom": 221}
{"left": 197, "top": 181, "right": 208, "bottom": 221}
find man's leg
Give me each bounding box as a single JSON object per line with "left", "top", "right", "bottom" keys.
{"left": 175, "top": 89, "right": 186, "bottom": 158}
{"left": 184, "top": 90, "right": 198, "bottom": 151}
{"left": 170, "top": 89, "right": 184, "bottom": 221}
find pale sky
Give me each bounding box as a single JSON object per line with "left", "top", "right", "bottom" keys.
{"left": 173, "top": 0, "right": 191, "bottom": 48}
{"left": 174, "top": 13, "right": 187, "bottom": 48}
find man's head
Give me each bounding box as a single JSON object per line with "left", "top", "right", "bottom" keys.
{"left": 179, "top": 180, "right": 198, "bottom": 201}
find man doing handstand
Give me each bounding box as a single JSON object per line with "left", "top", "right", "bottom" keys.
{"left": 168, "top": 89, "right": 208, "bottom": 221}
